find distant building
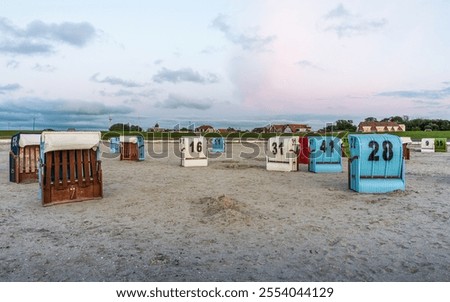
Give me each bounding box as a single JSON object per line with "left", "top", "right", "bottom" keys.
{"left": 195, "top": 125, "right": 215, "bottom": 133}
{"left": 268, "top": 124, "right": 312, "bottom": 133}
{"left": 217, "top": 128, "right": 229, "bottom": 134}
{"left": 152, "top": 123, "right": 163, "bottom": 132}
{"left": 269, "top": 124, "right": 285, "bottom": 133}
{"left": 284, "top": 124, "right": 312, "bottom": 133}
{"left": 252, "top": 127, "right": 269, "bottom": 133}
{"left": 357, "top": 121, "right": 406, "bottom": 133}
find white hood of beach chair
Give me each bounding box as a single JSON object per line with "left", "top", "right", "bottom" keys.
{"left": 18, "top": 134, "right": 41, "bottom": 147}
{"left": 120, "top": 136, "right": 138, "bottom": 144}
{"left": 400, "top": 137, "right": 412, "bottom": 144}
{"left": 41, "top": 131, "right": 101, "bottom": 153}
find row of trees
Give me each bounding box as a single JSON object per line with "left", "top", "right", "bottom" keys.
{"left": 364, "top": 116, "right": 450, "bottom": 131}
{"left": 111, "top": 118, "right": 450, "bottom": 134}
{"left": 109, "top": 123, "right": 143, "bottom": 132}
{"left": 320, "top": 116, "right": 450, "bottom": 132}
{"left": 403, "top": 119, "right": 450, "bottom": 131}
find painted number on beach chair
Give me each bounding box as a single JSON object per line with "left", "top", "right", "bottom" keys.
{"left": 368, "top": 140, "right": 393, "bottom": 161}
{"left": 271, "top": 142, "right": 284, "bottom": 155}
{"left": 320, "top": 140, "right": 334, "bottom": 152}
{"left": 189, "top": 141, "right": 202, "bottom": 153}
{"left": 11, "top": 136, "right": 18, "bottom": 148}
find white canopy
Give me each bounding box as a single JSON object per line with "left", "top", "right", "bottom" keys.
{"left": 41, "top": 131, "right": 101, "bottom": 153}
{"left": 400, "top": 137, "right": 413, "bottom": 144}
{"left": 120, "top": 135, "right": 139, "bottom": 144}
{"left": 18, "top": 134, "right": 41, "bottom": 147}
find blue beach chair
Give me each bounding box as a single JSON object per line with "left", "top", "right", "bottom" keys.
{"left": 348, "top": 134, "right": 405, "bottom": 193}
{"left": 308, "top": 136, "right": 342, "bottom": 173}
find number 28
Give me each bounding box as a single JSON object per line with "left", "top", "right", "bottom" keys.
{"left": 368, "top": 140, "right": 393, "bottom": 161}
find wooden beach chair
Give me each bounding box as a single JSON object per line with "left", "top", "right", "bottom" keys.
{"left": 400, "top": 137, "right": 412, "bottom": 160}
{"left": 39, "top": 131, "right": 103, "bottom": 206}
{"left": 119, "top": 135, "right": 145, "bottom": 161}
{"left": 9, "top": 133, "right": 41, "bottom": 183}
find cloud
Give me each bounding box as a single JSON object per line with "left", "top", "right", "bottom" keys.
{"left": 296, "top": 60, "right": 324, "bottom": 71}
{"left": 0, "top": 98, "right": 133, "bottom": 115}
{"left": 90, "top": 73, "right": 145, "bottom": 88}
{"left": 211, "top": 14, "right": 275, "bottom": 51}
{"left": 99, "top": 88, "right": 160, "bottom": 99}
{"left": 201, "top": 46, "right": 224, "bottom": 54}
{"left": 0, "top": 17, "right": 97, "bottom": 55}
{"left": 32, "top": 63, "right": 56, "bottom": 72}
{"left": 322, "top": 4, "right": 387, "bottom": 37}
{"left": 154, "top": 59, "right": 163, "bottom": 65}
{"left": 123, "top": 98, "right": 141, "bottom": 105}
{"left": 325, "top": 3, "right": 351, "bottom": 19}
{"left": 0, "top": 98, "right": 134, "bottom": 129}
{"left": 377, "top": 86, "right": 450, "bottom": 100}
{"left": 153, "top": 67, "right": 219, "bottom": 84}
{"left": 26, "top": 20, "right": 96, "bottom": 47}
{"left": 155, "top": 94, "right": 213, "bottom": 110}
{"left": 412, "top": 99, "right": 444, "bottom": 107}
{"left": 0, "top": 40, "right": 53, "bottom": 55}
{"left": 6, "top": 60, "right": 19, "bottom": 69}
{"left": 0, "top": 83, "right": 21, "bottom": 94}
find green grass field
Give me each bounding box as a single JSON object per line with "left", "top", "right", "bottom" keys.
{"left": 392, "top": 131, "right": 450, "bottom": 140}
{"left": 1, "top": 130, "right": 450, "bottom": 140}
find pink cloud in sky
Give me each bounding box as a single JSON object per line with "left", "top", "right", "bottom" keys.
{"left": 227, "top": 1, "right": 332, "bottom": 114}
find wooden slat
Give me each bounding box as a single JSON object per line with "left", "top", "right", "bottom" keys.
{"left": 62, "top": 150, "right": 68, "bottom": 187}
{"left": 90, "top": 149, "right": 98, "bottom": 184}
{"left": 69, "top": 150, "right": 75, "bottom": 183}
{"left": 45, "top": 152, "right": 53, "bottom": 189}
{"left": 21, "top": 147, "right": 26, "bottom": 175}
{"left": 36, "top": 146, "right": 40, "bottom": 172}
{"left": 19, "top": 148, "right": 24, "bottom": 173}
{"left": 54, "top": 151, "right": 61, "bottom": 190}
{"left": 123, "top": 143, "right": 129, "bottom": 159}
{"left": 15, "top": 156, "right": 20, "bottom": 183}
{"left": 30, "top": 146, "right": 36, "bottom": 173}
{"left": 76, "top": 150, "right": 83, "bottom": 185}
{"left": 24, "top": 147, "right": 29, "bottom": 173}
{"left": 28, "top": 146, "right": 33, "bottom": 173}
{"left": 83, "top": 150, "right": 91, "bottom": 186}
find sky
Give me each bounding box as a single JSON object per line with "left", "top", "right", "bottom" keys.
{"left": 1, "top": 0, "right": 450, "bottom": 131}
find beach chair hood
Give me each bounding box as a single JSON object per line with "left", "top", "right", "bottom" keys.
{"left": 41, "top": 131, "right": 101, "bottom": 153}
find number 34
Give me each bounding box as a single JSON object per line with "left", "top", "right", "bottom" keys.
{"left": 368, "top": 140, "right": 393, "bottom": 161}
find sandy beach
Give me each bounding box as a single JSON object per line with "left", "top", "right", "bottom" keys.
{"left": 1, "top": 140, "right": 449, "bottom": 282}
